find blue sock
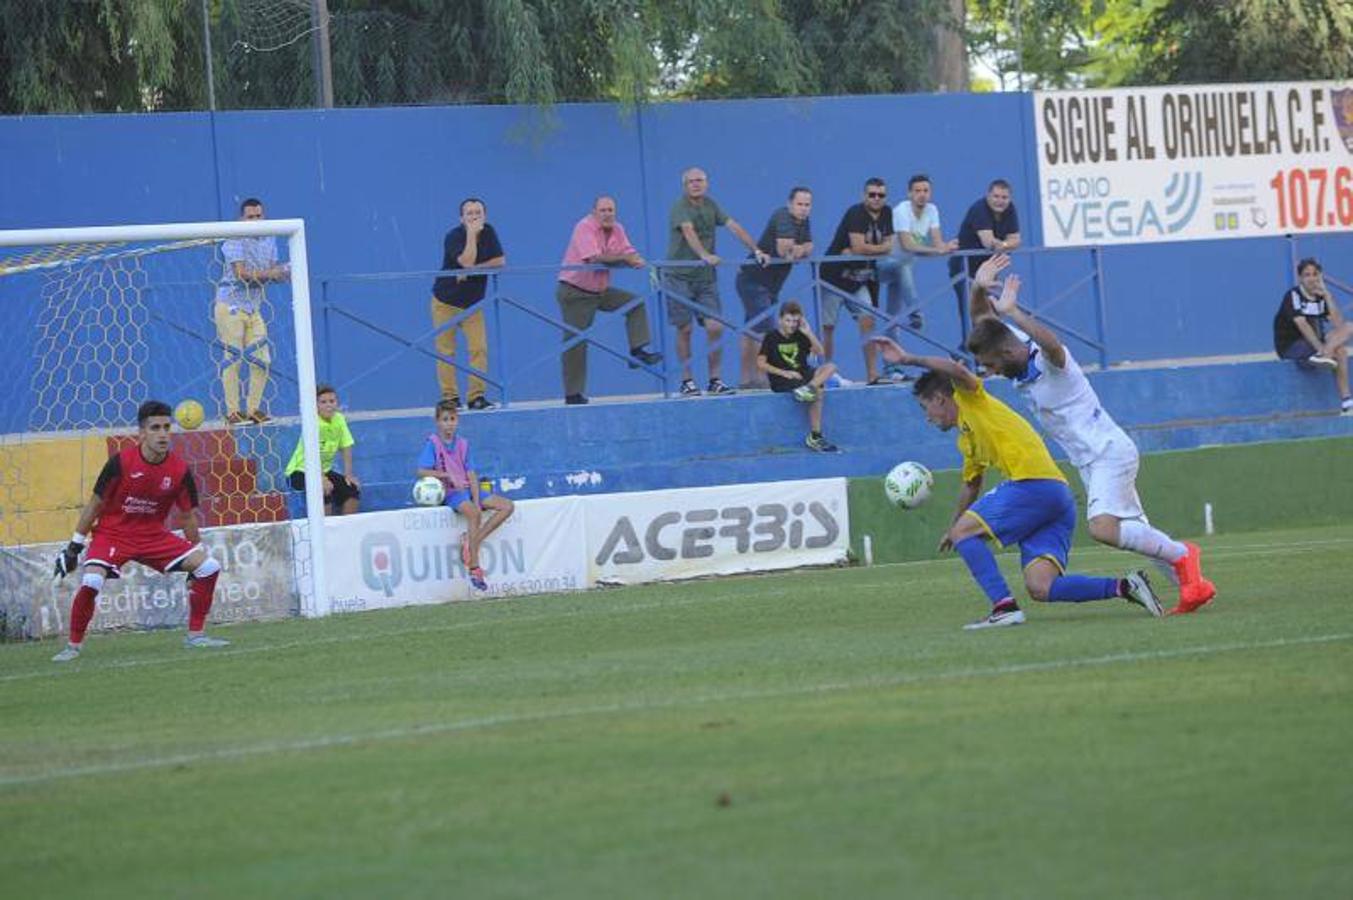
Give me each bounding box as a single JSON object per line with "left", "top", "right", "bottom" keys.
{"left": 1047, "top": 574, "right": 1120, "bottom": 603}
{"left": 954, "top": 536, "right": 1012, "bottom": 605}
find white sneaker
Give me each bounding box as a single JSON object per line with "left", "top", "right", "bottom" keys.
{"left": 825, "top": 373, "right": 854, "bottom": 388}
{"left": 963, "top": 605, "right": 1026, "bottom": 630}
{"left": 1341, "top": 397, "right": 1353, "bottom": 416}
{"left": 1122, "top": 570, "right": 1164, "bottom": 617}
{"left": 51, "top": 643, "right": 81, "bottom": 662}
{"left": 1309, "top": 354, "right": 1338, "bottom": 370}
{"left": 792, "top": 385, "right": 817, "bottom": 403}
{"left": 184, "top": 633, "right": 231, "bottom": 649}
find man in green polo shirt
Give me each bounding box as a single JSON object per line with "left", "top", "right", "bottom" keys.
{"left": 663, "top": 167, "right": 768, "bottom": 397}
{"left": 284, "top": 385, "right": 361, "bottom": 515}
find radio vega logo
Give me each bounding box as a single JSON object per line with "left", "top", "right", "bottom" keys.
{"left": 594, "top": 501, "right": 841, "bottom": 566}
{"left": 1047, "top": 171, "right": 1202, "bottom": 241}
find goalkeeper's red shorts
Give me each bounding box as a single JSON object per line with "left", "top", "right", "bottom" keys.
{"left": 85, "top": 530, "right": 199, "bottom": 577}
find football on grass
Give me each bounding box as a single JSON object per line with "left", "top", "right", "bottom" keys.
{"left": 884, "top": 461, "right": 933, "bottom": 509}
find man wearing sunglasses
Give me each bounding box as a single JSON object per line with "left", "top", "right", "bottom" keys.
{"left": 820, "top": 177, "right": 893, "bottom": 385}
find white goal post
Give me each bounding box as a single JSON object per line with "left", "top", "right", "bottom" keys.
{"left": 0, "top": 218, "right": 331, "bottom": 625}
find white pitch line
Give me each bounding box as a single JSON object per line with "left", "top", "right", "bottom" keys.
{"left": 4, "top": 533, "right": 1349, "bottom": 684}
{"left": 2, "top": 631, "right": 1349, "bottom": 790}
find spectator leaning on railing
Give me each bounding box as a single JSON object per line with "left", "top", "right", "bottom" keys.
{"left": 664, "top": 167, "right": 768, "bottom": 397}
{"left": 950, "top": 179, "right": 1021, "bottom": 311}
{"left": 431, "top": 197, "right": 504, "bottom": 411}
{"left": 556, "top": 196, "right": 663, "bottom": 405}
{"left": 820, "top": 177, "right": 892, "bottom": 385}
{"left": 881, "top": 174, "right": 958, "bottom": 337}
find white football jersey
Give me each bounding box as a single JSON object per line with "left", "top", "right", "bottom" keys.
{"left": 1010, "top": 341, "right": 1133, "bottom": 467}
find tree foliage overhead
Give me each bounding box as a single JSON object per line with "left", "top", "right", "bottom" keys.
{"left": 1112, "top": 0, "right": 1353, "bottom": 87}
{"left": 1, "top": 0, "right": 951, "bottom": 113}
{"left": 966, "top": 0, "right": 1353, "bottom": 90}
{"left": 2, "top": 0, "right": 1352, "bottom": 115}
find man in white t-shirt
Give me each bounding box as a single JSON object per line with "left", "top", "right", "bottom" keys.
{"left": 877, "top": 175, "right": 956, "bottom": 378}
{"left": 965, "top": 256, "right": 1216, "bottom": 614}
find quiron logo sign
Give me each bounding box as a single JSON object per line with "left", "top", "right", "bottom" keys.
{"left": 360, "top": 530, "right": 526, "bottom": 596}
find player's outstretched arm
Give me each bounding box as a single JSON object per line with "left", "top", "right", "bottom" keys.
{"left": 868, "top": 337, "right": 980, "bottom": 392}
{"left": 991, "top": 275, "right": 1067, "bottom": 368}
{"left": 969, "top": 254, "right": 1011, "bottom": 322}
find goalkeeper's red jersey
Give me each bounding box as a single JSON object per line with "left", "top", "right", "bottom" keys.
{"left": 92, "top": 446, "right": 199, "bottom": 537}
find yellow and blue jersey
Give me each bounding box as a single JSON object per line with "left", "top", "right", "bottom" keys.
{"left": 953, "top": 380, "right": 1066, "bottom": 484}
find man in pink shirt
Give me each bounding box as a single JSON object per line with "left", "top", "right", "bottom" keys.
{"left": 557, "top": 196, "right": 663, "bottom": 404}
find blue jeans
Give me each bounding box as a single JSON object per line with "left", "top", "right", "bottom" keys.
{"left": 876, "top": 255, "right": 919, "bottom": 341}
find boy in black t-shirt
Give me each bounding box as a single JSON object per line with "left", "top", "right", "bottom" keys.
{"left": 757, "top": 301, "right": 840, "bottom": 452}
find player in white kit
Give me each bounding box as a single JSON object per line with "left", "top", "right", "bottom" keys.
{"left": 965, "top": 257, "right": 1215, "bottom": 614}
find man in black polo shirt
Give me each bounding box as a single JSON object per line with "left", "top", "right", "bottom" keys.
{"left": 431, "top": 197, "right": 505, "bottom": 410}
{"left": 950, "top": 179, "right": 1021, "bottom": 315}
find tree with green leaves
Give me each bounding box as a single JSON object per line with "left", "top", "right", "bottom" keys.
{"left": 1100, "top": 0, "right": 1353, "bottom": 86}
{"left": 965, "top": 0, "right": 1353, "bottom": 91}
{"left": 1, "top": 0, "right": 962, "bottom": 114}
{"left": 0, "top": 0, "right": 207, "bottom": 114}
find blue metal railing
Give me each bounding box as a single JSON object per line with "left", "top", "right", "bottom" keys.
{"left": 317, "top": 246, "right": 1120, "bottom": 406}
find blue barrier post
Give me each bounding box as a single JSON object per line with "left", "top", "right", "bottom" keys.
{"left": 321, "top": 278, "right": 333, "bottom": 382}
{"left": 1092, "top": 246, "right": 1109, "bottom": 369}
{"left": 490, "top": 274, "right": 507, "bottom": 407}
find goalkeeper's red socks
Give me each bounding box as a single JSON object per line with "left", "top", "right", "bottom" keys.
{"left": 188, "top": 570, "right": 220, "bottom": 632}
{"left": 69, "top": 585, "right": 98, "bottom": 645}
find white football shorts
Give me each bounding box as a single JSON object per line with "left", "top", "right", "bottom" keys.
{"left": 1077, "top": 441, "right": 1145, "bottom": 521}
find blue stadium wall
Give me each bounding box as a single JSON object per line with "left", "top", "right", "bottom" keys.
{"left": 3, "top": 93, "right": 1352, "bottom": 432}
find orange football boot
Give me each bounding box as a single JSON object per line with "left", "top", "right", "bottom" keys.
{"left": 1169, "top": 542, "right": 1216, "bottom": 614}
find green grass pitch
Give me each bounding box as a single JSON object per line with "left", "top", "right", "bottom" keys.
{"left": 2, "top": 525, "right": 1350, "bottom": 898}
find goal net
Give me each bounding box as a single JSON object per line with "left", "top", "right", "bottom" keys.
{"left": 0, "top": 220, "right": 330, "bottom": 640}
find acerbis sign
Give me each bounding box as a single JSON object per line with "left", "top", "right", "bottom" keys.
{"left": 586, "top": 479, "right": 849, "bottom": 583}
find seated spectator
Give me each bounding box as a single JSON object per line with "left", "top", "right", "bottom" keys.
{"left": 1274, "top": 257, "right": 1352, "bottom": 415}
{"left": 757, "top": 301, "right": 840, "bottom": 452}
{"left": 735, "top": 187, "right": 814, "bottom": 389}
{"left": 416, "top": 400, "right": 515, "bottom": 591}
{"left": 430, "top": 198, "right": 504, "bottom": 411}
{"left": 556, "top": 196, "right": 662, "bottom": 405}
{"left": 284, "top": 384, "right": 361, "bottom": 515}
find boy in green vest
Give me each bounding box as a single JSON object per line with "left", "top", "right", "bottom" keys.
{"left": 284, "top": 384, "right": 361, "bottom": 515}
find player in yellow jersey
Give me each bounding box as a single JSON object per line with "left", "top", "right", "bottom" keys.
{"left": 872, "top": 336, "right": 1163, "bottom": 629}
